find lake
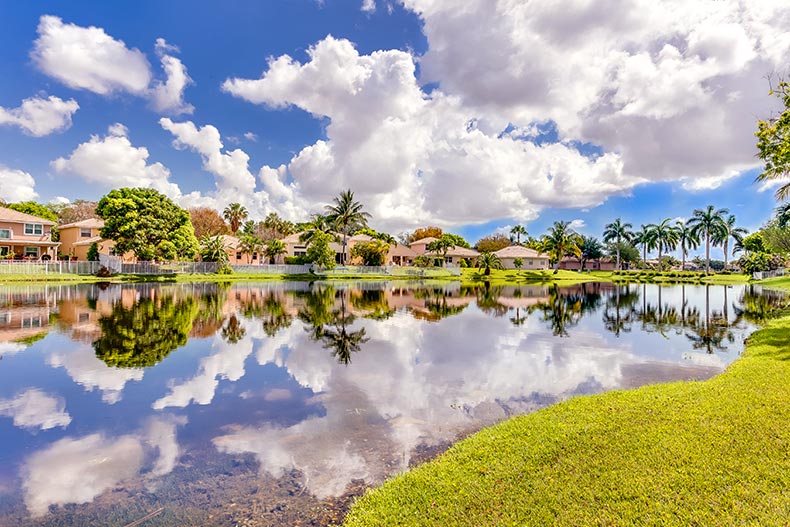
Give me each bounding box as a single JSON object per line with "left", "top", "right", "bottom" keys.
{"left": 0, "top": 281, "right": 784, "bottom": 526}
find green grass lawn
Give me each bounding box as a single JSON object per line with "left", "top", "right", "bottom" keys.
{"left": 0, "top": 273, "right": 99, "bottom": 284}
{"left": 343, "top": 287, "right": 790, "bottom": 526}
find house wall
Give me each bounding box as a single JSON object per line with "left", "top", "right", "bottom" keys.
{"left": 59, "top": 226, "right": 116, "bottom": 260}
{"left": 500, "top": 256, "right": 549, "bottom": 270}
{"left": 0, "top": 220, "right": 57, "bottom": 260}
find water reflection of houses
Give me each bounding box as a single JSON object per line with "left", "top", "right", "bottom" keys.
{"left": 0, "top": 289, "right": 53, "bottom": 343}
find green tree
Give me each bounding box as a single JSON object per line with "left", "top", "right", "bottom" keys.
{"left": 7, "top": 201, "right": 58, "bottom": 222}
{"left": 688, "top": 205, "right": 727, "bottom": 273}
{"left": 96, "top": 188, "right": 199, "bottom": 261}
{"left": 86, "top": 242, "right": 100, "bottom": 262}
{"left": 264, "top": 238, "right": 287, "bottom": 264}
{"left": 426, "top": 234, "right": 457, "bottom": 263}
{"left": 606, "top": 241, "right": 640, "bottom": 267}
{"left": 647, "top": 218, "right": 680, "bottom": 269}
{"left": 603, "top": 218, "right": 633, "bottom": 270}
{"left": 579, "top": 236, "right": 604, "bottom": 270}
{"left": 351, "top": 239, "right": 390, "bottom": 266}
{"left": 306, "top": 230, "right": 336, "bottom": 268}
{"left": 223, "top": 202, "right": 248, "bottom": 234}
{"left": 542, "top": 221, "right": 581, "bottom": 272}
{"left": 755, "top": 79, "right": 790, "bottom": 199}
{"left": 476, "top": 251, "right": 503, "bottom": 276}
{"left": 355, "top": 227, "right": 397, "bottom": 245}
{"left": 676, "top": 220, "right": 700, "bottom": 270}
{"left": 632, "top": 224, "right": 655, "bottom": 265}
{"left": 775, "top": 202, "right": 790, "bottom": 228}
{"left": 238, "top": 234, "right": 263, "bottom": 264}
{"left": 325, "top": 189, "right": 371, "bottom": 264}
{"left": 510, "top": 225, "right": 527, "bottom": 245}
{"left": 200, "top": 234, "right": 230, "bottom": 264}
{"left": 713, "top": 215, "right": 748, "bottom": 269}
{"left": 93, "top": 293, "right": 198, "bottom": 367}
{"left": 513, "top": 257, "right": 523, "bottom": 270}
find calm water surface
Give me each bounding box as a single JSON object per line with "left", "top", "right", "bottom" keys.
{"left": 0, "top": 281, "right": 785, "bottom": 526}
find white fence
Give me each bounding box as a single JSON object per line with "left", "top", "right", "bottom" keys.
{"left": 0, "top": 260, "right": 103, "bottom": 275}
{"left": 232, "top": 264, "right": 312, "bottom": 274}
{"left": 753, "top": 268, "right": 788, "bottom": 280}
{"left": 315, "top": 265, "right": 462, "bottom": 277}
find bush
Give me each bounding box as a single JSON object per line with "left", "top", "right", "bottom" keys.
{"left": 216, "top": 264, "right": 233, "bottom": 275}
{"left": 95, "top": 266, "right": 113, "bottom": 278}
{"left": 285, "top": 255, "right": 308, "bottom": 265}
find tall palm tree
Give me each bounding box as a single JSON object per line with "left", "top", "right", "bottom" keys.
{"left": 238, "top": 234, "right": 263, "bottom": 264}
{"left": 510, "top": 225, "right": 527, "bottom": 245}
{"left": 647, "top": 218, "right": 680, "bottom": 269}
{"left": 223, "top": 203, "right": 248, "bottom": 234}
{"left": 603, "top": 218, "right": 634, "bottom": 270}
{"left": 542, "top": 221, "right": 581, "bottom": 272}
{"left": 675, "top": 220, "right": 700, "bottom": 271}
{"left": 688, "top": 205, "right": 728, "bottom": 273}
{"left": 324, "top": 189, "right": 371, "bottom": 265}
{"left": 632, "top": 225, "right": 656, "bottom": 266}
{"left": 775, "top": 202, "right": 790, "bottom": 228}
{"left": 713, "top": 215, "right": 748, "bottom": 270}
{"left": 264, "top": 238, "right": 287, "bottom": 264}
{"left": 298, "top": 213, "right": 333, "bottom": 243}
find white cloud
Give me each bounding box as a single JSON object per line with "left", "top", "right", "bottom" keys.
{"left": 0, "top": 95, "right": 79, "bottom": 136}
{"left": 0, "top": 166, "right": 38, "bottom": 202}
{"left": 48, "top": 345, "right": 144, "bottom": 404}
{"left": 150, "top": 39, "right": 194, "bottom": 115}
{"left": 51, "top": 124, "right": 183, "bottom": 199}
{"left": 31, "top": 15, "right": 151, "bottom": 95}
{"left": 569, "top": 219, "right": 586, "bottom": 229}
{"left": 0, "top": 389, "right": 71, "bottom": 431}
{"left": 243, "top": 131, "right": 258, "bottom": 142}
{"left": 361, "top": 0, "right": 376, "bottom": 13}
{"left": 48, "top": 196, "right": 70, "bottom": 205}
{"left": 222, "top": 36, "right": 641, "bottom": 231}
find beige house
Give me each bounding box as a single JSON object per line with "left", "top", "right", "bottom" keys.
{"left": 558, "top": 256, "right": 617, "bottom": 271}
{"left": 59, "top": 218, "right": 113, "bottom": 260}
{"left": 494, "top": 245, "right": 550, "bottom": 270}
{"left": 281, "top": 232, "right": 375, "bottom": 264}
{"left": 409, "top": 236, "right": 479, "bottom": 266}
{"left": 387, "top": 243, "right": 417, "bottom": 265}
{"left": 0, "top": 207, "right": 59, "bottom": 260}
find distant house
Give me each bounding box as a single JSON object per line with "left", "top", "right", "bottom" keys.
{"left": 0, "top": 207, "right": 59, "bottom": 260}
{"left": 281, "top": 232, "right": 376, "bottom": 264}
{"left": 387, "top": 243, "right": 417, "bottom": 266}
{"left": 558, "top": 256, "right": 617, "bottom": 271}
{"left": 59, "top": 219, "right": 112, "bottom": 260}
{"left": 494, "top": 245, "right": 550, "bottom": 270}
{"left": 410, "top": 237, "right": 480, "bottom": 266}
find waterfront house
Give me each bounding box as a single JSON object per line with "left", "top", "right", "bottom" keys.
{"left": 0, "top": 207, "right": 59, "bottom": 260}
{"left": 494, "top": 245, "right": 550, "bottom": 270}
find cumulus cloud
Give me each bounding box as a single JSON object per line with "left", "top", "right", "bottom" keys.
{"left": 51, "top": 124, "right": 183, "bottom": 199}
{"left": 0, "top": 95, "right": 79, "bottom": 136}
{"left": 243, "top": 131, "right": 258, "bottom": 142}
{"left": 48, "top": 345, "right": 144, "bottom": 404}
{"left": 0, "top": 166, "right": 38, "bottom": 202}
{"left": 31, "top": 16, "right": 193, "bottom": 114}
{"left": 569, "top": 219, "right": 586, "bottom": 229}
{"left": 0, "top": 389, "right": 71, "bottom": 431}
{"left": 31, "top": 15, "right": 151, "bottom": 95}
{"left": 222, "top": 36, "right": 641, "bottom": 230}
{"left": 361, "top": 0, "right": 376, "bottom": 13}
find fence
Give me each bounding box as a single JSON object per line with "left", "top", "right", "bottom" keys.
{"left": 231, "top": 264, "right": 312, "bottom": 274}
{"left": 119, "top": 261, "right": 220, "bottom": 275}
{"left": 314, "top": 265, "right": 462, "bottom": 277}
{"left": 0, "top": 260, "right": 103, "bottom": 275}
{"left": 753, "top": 268, "right": 788, "bottom": 280}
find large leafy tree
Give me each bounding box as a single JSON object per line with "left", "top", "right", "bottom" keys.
{"left": 647, "top": 218, "right": 680, "bottom": 268}
{"left": 351, "top": 239, "right": 390, "bottom": 266}
{"left": 407, "top": 226, "right": 443, "bottom": 244}
{"left": 325, "top": 189, "right": 371, "bottom": 264}
{"left": 603, "top": 218, "right": 633, "bottom": 270}
{"left": 475, "top": 233, "right": 511, "bottom": 253}
{"left": 688, "top": 205, "right": 727, "bottom": 273}
{"left": 756, "top": 79, "right": 790, "bottom": 200}
{"left": 579, "top": 236, "right": 604, "bottom": 270}
{"left": 675, "top": 220, "right": 700, "bottom": 271}
{"left": 54, "top": 199, "right": 99, "bottom": 225}
{"left": 426, "top": 234, "right": 458, "bottom": 262}
{"left": 223, "top": 202, "right": 248, "bottom": 234}
{"left": 713, "top": 215, "right": 748, "bottom": 269}
{"left": 542, "top": 221, "right": 581, "bottom": 271}
{"left": 190, "top": 207, "right": 230, "bottom": 238}
{"left": 96, "top": 188, "right": 199, "bottom": 261}
{"left": 7, "top": 201, "right": 58, "bottom": 222}
{"left": 306, "top": 230, "right": 337, "bottom": 268}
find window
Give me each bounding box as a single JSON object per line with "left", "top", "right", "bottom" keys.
{"left": 24, "top": 224, "right": 43, "bottom": 235}
{"left": 528, "top": 259, "right": 533, "bottom": 266}
{"left": 24, "top": 246, "right": 39, "bottom": 258}
{"left": 444, "top": 256, "right": 453, "bottom": 264}
{"left": 0, "top": 246, "right": 8, "bottom": 257}
{"left": 80, "top": 228, "right": 92, "bottom": 238}
{"left": 295, "top": 251, "right": 306, "bottom": 257}
{"left": 252, "top": 253, "right": 258, "bottom": 260}
{"left": 236, "top": 252, "right": 242, "bottom": 260}
{"left": 0, "top": 313, "right": 10, "bottom": 325}
{"left": 22, "top": 316, "right": 42, "bottom": 328}
{"left": 0, "top": 229, "right": 9, "bottom": 239}
{"left": 78, "top": 313, "right": 90, "bottom": 323}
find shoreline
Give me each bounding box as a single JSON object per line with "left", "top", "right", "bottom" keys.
{"left": 342, "top": 277, "right": 790, "bottom": 526}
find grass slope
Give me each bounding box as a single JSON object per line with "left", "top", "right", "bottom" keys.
{"left": 344, "top": 303, "right": 790, "bottom": 526}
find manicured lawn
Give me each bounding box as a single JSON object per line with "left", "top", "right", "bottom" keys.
{"left": 461, "top": 268, "right": 604, "bottom": 285}
{"left": 343, "top": 288, "right": 790, "bottom": 526}
{"left": 0, "top": 273, "right": 98, "bottom": 284}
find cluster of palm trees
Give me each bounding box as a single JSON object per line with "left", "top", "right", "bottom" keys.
{"left": 604, "top": 206, "right": 747, "bottom": 272}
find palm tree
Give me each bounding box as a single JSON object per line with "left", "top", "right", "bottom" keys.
{"left": 264, "top": 238, "right": 287, "bottom": 264}
{"left": 632, "top": 225, "right": 656, "bottom": 266}
{"left": 542, "top": 221, "right": 581, "bottom": 272}
{"left": 675, "top": 220, "right": 700, "bottom": 271}
{"left": 603, "top": 218, "right": 633, "bottom": 270}
{"left": 775, "top": 203, "right": 790, "bottom": 228}
{"left": 688, "top": 205, "right": 728, "bottom": 273}
{"left": 476, "top": 251, "right": 503, "bottom": 276}
{"left": 199, "top": 234, "right": 230, "bottom": 265}
{"left": 647, "top": 218, "right": 680, "bottom": 269}
{"left": 713, "top": 215, "right": 748, "bottom": 270}
{"left": 510, "top": 225, "right": 527, "bottom": 245}
{"left": 426, "top": 235, "right": 456, "bottom": 265}
{"left": 298, "top": 213, "right": 333, "bottom": 243}
{"left": 324, "top": 190, "right": 371, "bottom": 264}
{"left": 238, "top": 234, "right": 263, "bottom": 264}
{"left": 223, "top": 203, "right": 249, "bottom": 234}
{"left": 579, "top": 236, "right": 604, "bottom": 270}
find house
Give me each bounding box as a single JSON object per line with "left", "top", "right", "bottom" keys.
{"left": 59, "top": 218, "right": 114, "bottom": 260}
{"left": 387, "top": 243, "right": 417, "bottom": 266}
{"left": 558, "top": 256, "right": 618, "bottom": 271}
{"left": 281, "top": 232, "right": 375, "bottom": 264}
{"left": 410, "top": 236, "right": 480, "bottom": 266}
{"left": 494, "top": 245, "right": 550, "bottom": 270}
{"left": 0, "top": 207, "right": 59, "bottom": 260}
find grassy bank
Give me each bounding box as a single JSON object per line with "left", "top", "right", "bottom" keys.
{"left": 460, "top": 268, "right": 750, "bottom": 287}
{"left": 343, "top": 285, "right": 790, "bottom": 526}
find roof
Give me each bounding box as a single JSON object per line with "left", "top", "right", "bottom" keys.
{"left": 427, "top": 246, "right": 480, "bottom": 257}
{"left": 59, "top": 218, "right": 104, "bottom": 229}
{"left": 409, "top": 236, "right": 439, "bottom": 245}
{"left": 220, "top": 235, "right": 241, "bottom": 249}
{"left": 73, "top": 236, "right": 103, "bottom": 247}
{"left": 494, "top": 245, "right": 548, "bottom": 259}
{"left": 0, "top": 207, "right": 57, "bottom": 226}
{"left": 388, "top": 243, "right": 417, "bottom": 257}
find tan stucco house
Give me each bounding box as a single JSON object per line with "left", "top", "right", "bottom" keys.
{"left": 494, "top": 245, "right": 550, "bottom": 270}
{"left": 0, "top": 207, "right": 59, "bottom": 260}
{"left": 410, "top": 236, "right": 480, "bottom": 266}
{"left": 58, "top": 218, "right": 114, "bottom": 260}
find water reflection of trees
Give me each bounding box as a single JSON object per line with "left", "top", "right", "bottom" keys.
{"left": 537, "top": 284, "right": 603, "bottom": 336}
{"left": 735, "top": 285, "right": 790, "bottom": 324}
{"left": 237, "top": 291, "right": 294, "bottom": 337}
{"left": 93, "top": 292, "right": 199, "bottom": 367}
{"left": 350, "top": 290, "right": 396, "bottom": 321}
{"left": 298, "top": 286, "right": 369, "bottom": 365}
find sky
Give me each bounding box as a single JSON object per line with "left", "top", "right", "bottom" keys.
{"left": 1, "top": 0, "right": 789, "bottom": 257}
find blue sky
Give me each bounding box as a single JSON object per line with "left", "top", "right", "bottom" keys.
{"left": 0, "top": 0, "right": 786, "bottom": 258}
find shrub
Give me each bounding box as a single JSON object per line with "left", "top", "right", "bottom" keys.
{"left": 95, "top": 266, "right": 113, "bottom": 278}
{"left": 216, "top": 264, "right": 233, "bottom": 275}
{"left": 284, "top": 255, "right": 308, "bottom": 265}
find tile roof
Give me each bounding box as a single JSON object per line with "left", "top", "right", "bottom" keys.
{"left": 59, "top": 218, "right": 104, "bottom": 229}
{"left": 0, "top": 206, "right": 57, "bottom": 225}
{"left": 494, "top": 245, "right": 549, "bottom": 259}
